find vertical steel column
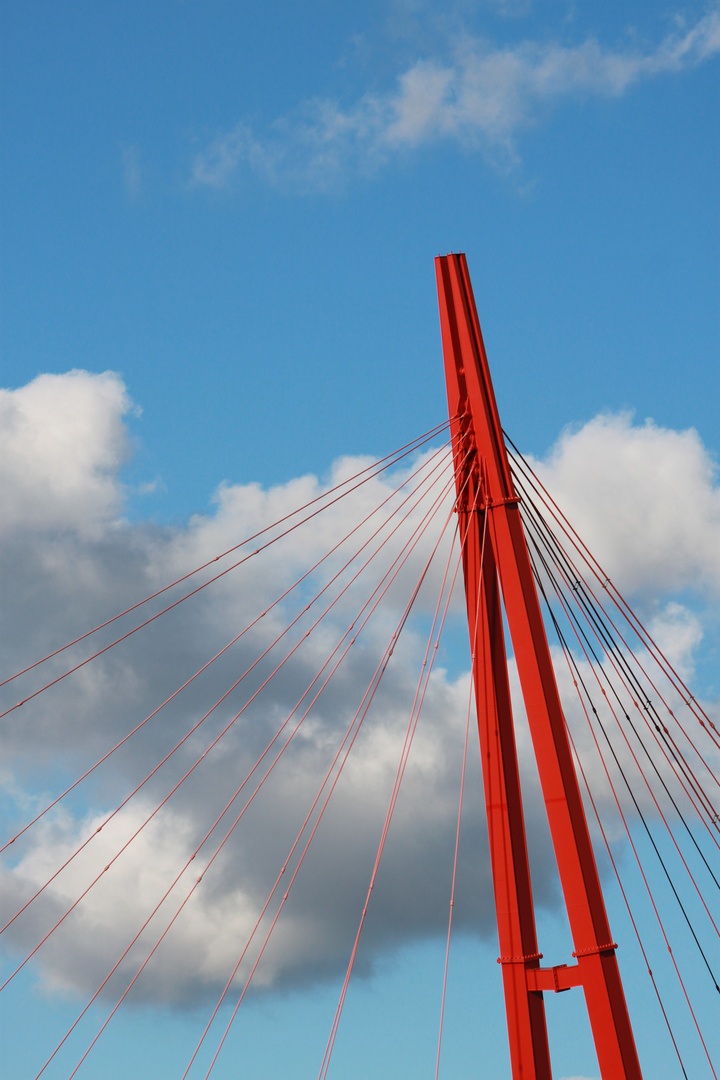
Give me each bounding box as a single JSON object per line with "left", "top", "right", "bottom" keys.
{"left": 436, "top": 253, "right": 642, "bottom": 1080}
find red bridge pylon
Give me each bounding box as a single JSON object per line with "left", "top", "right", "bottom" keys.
{"left": 436, "top": 253, "right": 643, "bottom": 1080}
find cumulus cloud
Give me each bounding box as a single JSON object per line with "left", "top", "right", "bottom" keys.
{"left": 526, "top": 412, "right": 720, "bottom": 598}
{"left": 0, "top": 370, "right": 502, "bottom": 1007}
{"left": 0, "top": 374, "right": 718, "bottom": 1017}
{"left": 0, "top": 370, "right": 132, "bottom": 537}
{"left": 192, "top": 8, "right": 720, "bottom": 188}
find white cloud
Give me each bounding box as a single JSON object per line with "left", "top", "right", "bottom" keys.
{"left": 0, "top": 371, "right": 132, "bottom": 537}
{"left": 0, "top": 371, "right": 502, "bottom": 1005}
{"left": 647, "top": 601, "right": 704, "bottom": 681}
{"left": 1, "top": 375, "right": 718, "bottom": 1014}
{"left": 526, "top": 412, "right": 720, "bottom": 597}
{"left": 192, "top": 8, "right": 720, "bottom": 188}
{"left": 191, "top": 123, "right": 278, "bottom": 190}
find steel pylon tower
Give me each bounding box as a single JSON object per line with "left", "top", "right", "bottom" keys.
{"left": 436, "top": 253, "right": 643, "bottom": 1080}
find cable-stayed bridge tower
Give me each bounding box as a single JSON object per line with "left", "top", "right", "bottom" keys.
{"left": 437, "top": 252, "right": 642, "bottom": 1079}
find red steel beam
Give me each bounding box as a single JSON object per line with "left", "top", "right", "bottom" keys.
{"left": 436, "top": 252, "right": 643, "bottom": 1080}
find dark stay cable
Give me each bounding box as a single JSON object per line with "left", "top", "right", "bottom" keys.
{"left": 553, "top": 627, "right": 690, "bottom": 1078}
{"left": 520, "top": 491, "right": 720, "bottom": 887}
{"left": 516, "top": 476, "right": 720, "bottom": 840}
{"left": 528, "top": 541, "right": 717, "bottom": 1073}
{"left": 505, "top": 434, "right": 720, "bottom": 748}
{"left": 525, "top": 532, "right": 720, "bottom": 996}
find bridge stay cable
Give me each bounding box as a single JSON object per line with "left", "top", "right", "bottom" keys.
{"left": 317, "top": 485, "right": 473, "bottom": 1080}
{"left": 562, "top": 680, "right": 691, "bottom": 1079}
{"left": 2, "top": 439, "right": 455, "bottom": 856}
{"left": 525, "top": 536, "right": 719, "bottom": 1072}
{"left": 3, "top": 448, "right": 464, "bottom": 994}
{"left": 0, "top": 418, "right": 454, "bottom": 695}
{"left": 504, "top": 430, "right": 720, "bottom": 755}
{"left": 0, "top": 425, "right": 459, "bottom": 730}
{"left": 179, "top": 443, "right": 479, "bottom": 1078}
{"left": 510, "top": 446, "right": 720, "bottom": 799}
{"left": 198, "top": 480, "right": 469, "bottom": 1080}
{"left": 20, "top": 439, "right": 467, "bottom": 1079}
{"left": 521, "top": 498, "right": 720, "bottom": 852}
{"left": 502, "top": 422, "right": 720, "bottom": 1072}
{"left": 1, "top": 437, "right": 456, "bottom": 870}
{"left": 523, "top": 500, "right": 720, "bottom": 904}
{"left": 60, "top": 504, "right": 462, "bottom": 1080}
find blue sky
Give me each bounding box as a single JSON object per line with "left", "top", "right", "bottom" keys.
{"left": 1, "top": 2, "right": 719, "bottom": 1078}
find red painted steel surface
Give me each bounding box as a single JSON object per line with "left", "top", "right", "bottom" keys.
{"left": 436, "top": 253, "right": 642, "bottom": 1080}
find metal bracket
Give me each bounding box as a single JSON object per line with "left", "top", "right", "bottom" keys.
{"left": 526, "top": 963, "right": 583, "bottom": 994}
{"left": 573, "top": 941, "right": 618, "bottom": 958}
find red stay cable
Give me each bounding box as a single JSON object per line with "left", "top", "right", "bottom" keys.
{"left": 38, "top": 535, "right": 436, "bottom": 1080}
{"left": 42, "top": 452, "right": 464, "bottom": 1080}
{"left": 183, "top": 517, "right": 461, "bottom": 1080}
{"left": 2, "top": 464, "right": 461, "bottom": 977}
{"left": 191, "top": 444, "right": 479, "bottom": 1080}
{"left": 1, "top": 439, "right": 453, "bottom": 856}
{"left": 317, "top": 485, "right": 477, "bottom": 1080}
{"left": 434, "top": 693, "right": 472, "bottom": 1080}
{"left": 1, "top": 418, "right": 454, "bottom": 692}
{"left": 0, "top": 423, "right": 457, "bottom": 723}
{"left": 6, "top": 457, "right": 464, "bottom": 995}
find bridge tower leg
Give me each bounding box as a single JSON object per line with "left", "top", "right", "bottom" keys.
{"left": 436, "top": 253, "right": 642, "bottom": 1080}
